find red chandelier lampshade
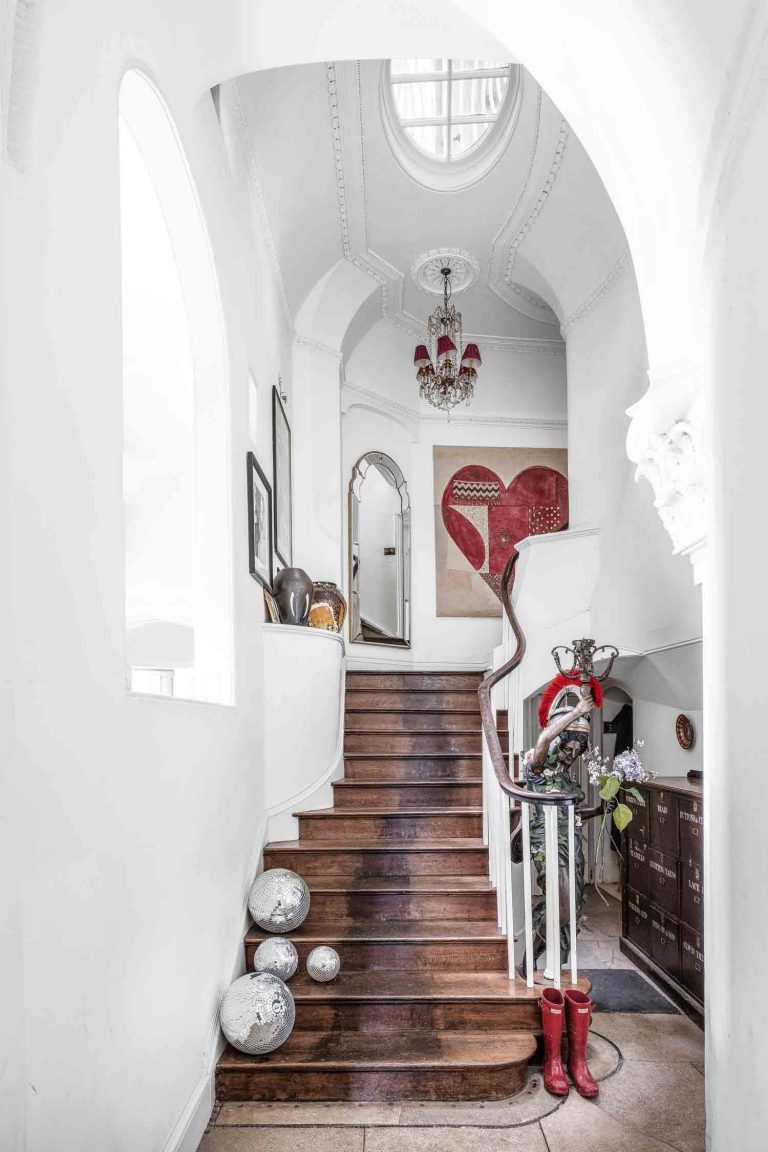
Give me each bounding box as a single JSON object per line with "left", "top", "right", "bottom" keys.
{"left": 413, "top": 343, "right": 432, "bottom": 369}
{"left": 436, "top": 334, "right": 457, "bottom": 364}
{"left": 461, "top": 343, "right": 482, "bottom": 370}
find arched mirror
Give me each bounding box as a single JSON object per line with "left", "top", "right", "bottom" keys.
{"left": 349, "top": 452, "right": 411, "bottom": 646}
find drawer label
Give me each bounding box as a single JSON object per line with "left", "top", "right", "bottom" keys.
{"left": 628, "top": 898, "right": 647, "bottom": 920}
{"left": 652, "top": 916, "right": 677, "bottom": 941}
{"left": 650, "top": 858, "right": 677, "bottom": 880}
{"left": 683, "top": 939, "right": 704, "bottom": 964}
{"left": 630, "top": 846, "right": 646, "bottom": 863}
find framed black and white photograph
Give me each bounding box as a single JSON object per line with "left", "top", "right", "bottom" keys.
{"left": 272, "top": 386, "right": 293, "bottom": 566}
{"left": 247, "top": 451, "right": 273, "bottom": 589}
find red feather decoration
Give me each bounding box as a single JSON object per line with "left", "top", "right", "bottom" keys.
{"left": 538, "top": 673, "right": 604, "bottom": 728}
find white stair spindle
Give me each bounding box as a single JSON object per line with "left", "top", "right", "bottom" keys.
{"left": 568, "top": 804, "right": 578, "bottom": 984}
{"left": 504, "top": 797, "right": 515, "bottom": 978}
{"left": 544, "top": 805, "right": 561, "bottom": 987}
{"left": 521, "top": 801, "right": 534, "bottom": 987}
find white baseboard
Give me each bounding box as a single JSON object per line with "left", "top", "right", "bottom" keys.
{"left": 160, "top": 1068, "right": 216, "bottom": 1152}
{"left": 345, "top": 654, "right": 489, "bottom": 672}
{"left": 161, "top": 814, "right": 268, "bottom": 1152}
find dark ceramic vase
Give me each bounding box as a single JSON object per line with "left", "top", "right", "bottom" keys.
{"left": 273, "top": 567, "right": 314, "bottom": 625}
{"left": 309, "top": 581, "right": 348, "bottom": 633}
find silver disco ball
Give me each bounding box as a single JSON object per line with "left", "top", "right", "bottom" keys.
{"left": 248, "top": 868, "right": 310, "bottom": 933}
{"left": 219, "top": 972, "right": 295, "bottom": 1055}
{"left": 307, "top": 945, "right": 341, "bottom": 983}
{"left": 253, "top": 936, "right": 299, "bottom": 981}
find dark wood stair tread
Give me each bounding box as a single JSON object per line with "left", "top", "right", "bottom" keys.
{"left": 307, "top": 876, "right": 492, "bottom": 893}
{"left": 334, "top": 778, "right": 482, "bottom": 787}
{"left": 295, "top": 807, "right": 482, "bottom": 817}
{"left": 287, "top": 971, "right": 588, "bottom": 1001}
{"left": 344, "top": 753, "right": 482, "bottom": 762}
{"left": 218, "top": 1030, "right": 536, "bottom": 1071}
{"left": 246, "top": 919, "right": 505, "bottom": 944}
{"left": 265, "top": 837, "right": 486, "bottom": 852}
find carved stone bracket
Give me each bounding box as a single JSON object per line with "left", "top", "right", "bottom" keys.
{"left": 626, "top": 362, "right": 707, "bottom": 584}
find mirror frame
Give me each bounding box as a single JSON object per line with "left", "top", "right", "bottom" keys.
{"left": 349, "top": 451, "right": 411, "bottom": 647}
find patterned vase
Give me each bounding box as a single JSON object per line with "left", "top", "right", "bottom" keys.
{"left": 272, "top": 567, "right": 313, "bottom": 625}
{"left": 309, "top": 581, "right": 348, "bottom": 633}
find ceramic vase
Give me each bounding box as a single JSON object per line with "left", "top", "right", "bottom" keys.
{"left": 309, "top": 581, "right": 348, "bottom": 633}
{"left": 273, "top": 567, "right": 313, "bottom": 625}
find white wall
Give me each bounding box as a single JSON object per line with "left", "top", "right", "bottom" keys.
{"left": 342, "top": 399, "right": 568, "bottom": 668}
{"left": 707, "top": 63, "right": 768, "bottom": 1151}
{"left": 1, "top": 10, "right": 296, "bottom": 1152}
{"left": 565, "top": 262, "right": 703, "bottom": 654}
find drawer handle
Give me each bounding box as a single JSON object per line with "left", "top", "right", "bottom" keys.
{"left": 692, "top": 828, "right": 699, "bottom": 837}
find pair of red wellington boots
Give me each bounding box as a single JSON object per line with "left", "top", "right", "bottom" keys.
{"left": 540, "top": 987, "right": 599, "bottom": 1098}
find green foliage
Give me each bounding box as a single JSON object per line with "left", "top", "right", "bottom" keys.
{"left": 598, "top": 775, "right": 621, "bottom": 801}
{"left": 612, "top": 802, "right": 633, "bottom": 832}
{"left": 627, "top": 786, "right": 645, "bottom": 804}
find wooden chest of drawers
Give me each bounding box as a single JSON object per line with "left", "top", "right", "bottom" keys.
{"left": 620, "top": 776, "right": 703, "bottom": 1016}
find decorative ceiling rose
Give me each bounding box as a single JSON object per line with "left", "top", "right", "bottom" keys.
{"left": 411, "top": 248, "right": 480, "bottom": 295}
{"left": 413, "top": 267, "right": 481, "bottom": 415}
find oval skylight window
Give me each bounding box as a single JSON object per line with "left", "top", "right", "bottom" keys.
{"left": 389, "top": 59, "right": 513, "bottom": 162}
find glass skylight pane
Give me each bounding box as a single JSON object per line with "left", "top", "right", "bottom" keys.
{"left": 392, "top": 79, "right": 447, "bottom": 124}
{"left": 391, "top": 58, "right": 448, "bottom": 79}
{"left": 450, "top": 121, "right": 492, "bottom": 156}
{"left": 451, "top": 76, "right": 508, "bottom": 120}
{"left": 406, "top": 123, "right": 448, "bottom": 160}
{"left": 389, "top": 59, "right": 512, "bottom": 161}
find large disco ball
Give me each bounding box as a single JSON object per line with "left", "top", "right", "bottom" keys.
{"left": 248, "top": 868, "right": 310, "bottom": 933}
{"left": 253, "top": 936, "right": 299, "bottom": 981}
{"left": 219, "top": 972, "right": 295, "bottom": 1055}
{"left": 307, "top": 945, "right": 341, "bottom": 983}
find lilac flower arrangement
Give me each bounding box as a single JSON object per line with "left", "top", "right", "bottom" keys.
{"left": 585, "top": 740, "right": 654, "bottom": 900}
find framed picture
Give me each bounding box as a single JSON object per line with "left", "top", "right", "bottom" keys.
{"left": 247, "top": 451, "right": 273, "bottom": 589}
{"left": 272, "top": 386, "right": 293, "bottom": 566}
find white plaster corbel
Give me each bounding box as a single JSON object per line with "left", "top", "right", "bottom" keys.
{"left": 626, "top": 361, "right": 707, "bottom": 583}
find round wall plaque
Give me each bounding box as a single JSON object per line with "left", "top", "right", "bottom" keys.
{"left": 676, "top": 713, "right": 695, "bottom": 750}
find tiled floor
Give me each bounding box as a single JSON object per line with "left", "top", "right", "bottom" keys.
{"left": 199, "top": 892, "right": 704, "bottom": 1152}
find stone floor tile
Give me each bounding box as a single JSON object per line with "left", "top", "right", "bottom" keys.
{"left": 364, "top": 1124, "right": 548, "bottom": 1152}
{"left": 198, "top": 1127, "right": 364, "bottom": 1152}
{"left": 595, "top": 1057, "right": 705, "bottom": 1152}
{"left": 593, "top": 1012, "right": 704, "bottom": 1064}
{"left": 398, "top": 1072, "right": 561, "bottom": 1127}
{"left": 216, "top": 1102, "right": 401, "bottom": 1126}
{"left": 541, "top": 1092, "right": 682, "bottom": 1152}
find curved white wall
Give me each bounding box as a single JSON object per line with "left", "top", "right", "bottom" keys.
{"left": 262, "top": 625, "right": 345, "bottom": 841}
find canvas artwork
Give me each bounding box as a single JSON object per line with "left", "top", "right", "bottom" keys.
{"left": 247, "top": 451, "right": 273, "bottom": 590}
{"left": 434, "top": 445, "right": 569, "bottom": 617}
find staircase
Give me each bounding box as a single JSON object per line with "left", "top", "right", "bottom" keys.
{"left": 216, "top": 669, "right": 546, "bottom": 1103}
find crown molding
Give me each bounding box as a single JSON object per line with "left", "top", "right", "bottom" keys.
{"left": 560, "top": 248, "right": 631, "bottom": 336}
{"left": 228, "top": 80, "right": 293, "bottom": 331}
{"left": 502, "top": 119, "right": 569, "bottom": 285}
{"left": 327, "top": 61, "right": 566, "bottom": 357}
{"left": 342, "top": 380, "right": 567, "bottom": 431}
{"left": 294, "top": 334, "right": 343, "bottom": 361}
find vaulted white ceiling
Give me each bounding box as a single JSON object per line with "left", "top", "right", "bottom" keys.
{"left": 229, "top": 57, "right": 629, "bottom": 410}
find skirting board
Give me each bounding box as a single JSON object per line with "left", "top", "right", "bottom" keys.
{"left": 160, "top": 814, "right": 268, "bottom": 1152}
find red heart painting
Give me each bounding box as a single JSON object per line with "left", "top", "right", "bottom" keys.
{"left": 441, "top": 464, "right": 569, "bottom": 599}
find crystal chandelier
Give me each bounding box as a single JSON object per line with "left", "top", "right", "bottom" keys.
{"left": 413, "top": 267, "right": 481, "bottom": 413}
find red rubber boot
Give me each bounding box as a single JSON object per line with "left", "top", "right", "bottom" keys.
{"left": 540, "top": 988, "right": 569, "bottom": 1096}
{"left": 564, "top": 988, "right": 599, "bottom": 1097}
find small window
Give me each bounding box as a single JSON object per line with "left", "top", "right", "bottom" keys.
{"left": 389, "top": 59, "right": 512, "bottom": 162}
{"left": 120, "top": 71, "right": 233, "bottom": 705}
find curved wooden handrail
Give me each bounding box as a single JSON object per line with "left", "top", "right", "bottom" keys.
{"left": 478, "top": 554, "right": 577, "bottom": 807}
